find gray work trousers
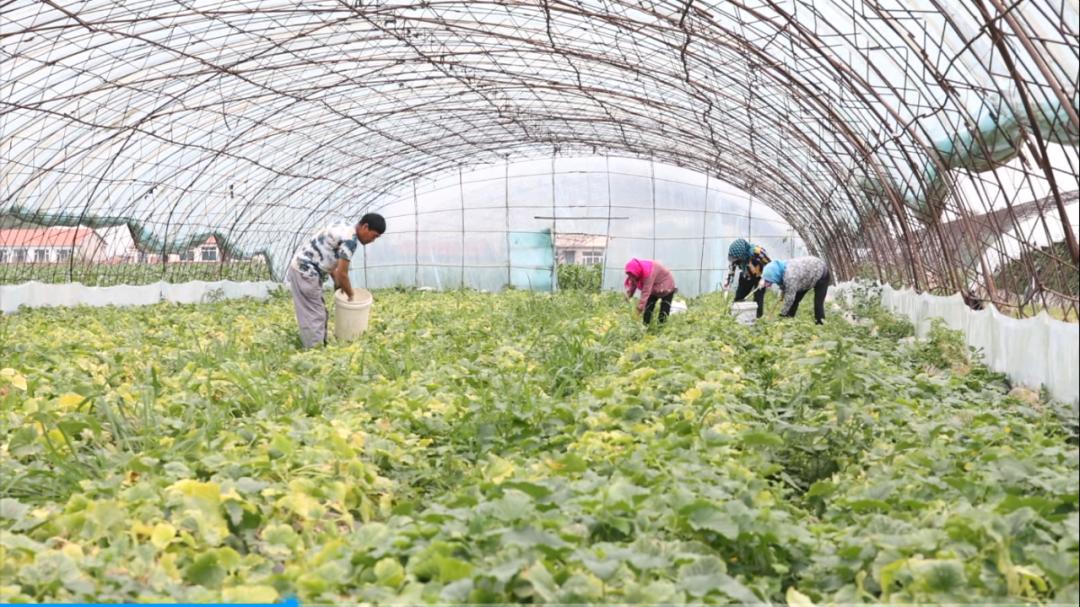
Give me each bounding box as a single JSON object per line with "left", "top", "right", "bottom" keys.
{"left": 286, "top": 266, "right": 328, "bottom": 348}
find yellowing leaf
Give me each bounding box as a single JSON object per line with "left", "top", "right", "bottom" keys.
{"left": 682, "top": 386, "right": 703, "bottom": 403}
{"left": 151, "top": 522, "right": 177, "bottom": 549}
{"left": 222, "top": 585, "right": 279, "bottom": 603}
{"left": 350, "top": 431, "right": 366, "bottom": 448}
{"left": 278, "top": 489, "right": 322, "bottom": 521}
{"left": 165, "top": 480, "right": 229, "bottom": 545}
{"left": 131, "top": 520, "right": 154, "bottom": 537}
{"left": 1, "top": 368, "right": 27, "bottom": 391}
{"left": 46, "top": 428, "right": 68, "bottom": 447}
{"left": 485, "top": 455, "right": 515, "bottom": 484}
{"left": 0, "top": 585, "right": 27, "bottom": 600}
{"left": 159, "top": 552, "right": 181, "bottom": 580}
{"left": 56, "top": 392, "right": 86, "bottom": 410}
{"left": 786, "top": 587, "right": 816, "bottom": 607}
{"left": 169, "top": 479, "right": 221, "bottom": 502}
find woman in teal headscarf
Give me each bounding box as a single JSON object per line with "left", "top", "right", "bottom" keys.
{"left": 724, "top": 239, "right": 771, "bottom": 318}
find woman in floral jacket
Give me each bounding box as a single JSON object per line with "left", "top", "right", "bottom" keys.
{"left": 761, "top": 256, "right": 831, "bottom": 324}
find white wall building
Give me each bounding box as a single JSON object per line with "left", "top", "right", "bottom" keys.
{"left": 555, "top": 233, "right": 608, "bottom": 265}
{"left": 0, "top": 226, "right": 107, "bottom": 264}
{"left": 98, "top": 224, "right": 140, "bottom": 262}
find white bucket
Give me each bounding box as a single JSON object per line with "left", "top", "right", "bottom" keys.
{"left": 670, "top": 299, "right": 688, "bottom": 315}
{"left": 334, "top": 289, "right": 373, "bottom": 341}
{"left": 731, "top": 301, "right": 758, "bottom": 325}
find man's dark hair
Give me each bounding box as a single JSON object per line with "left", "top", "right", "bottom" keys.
{"left": 359, "top": 213, "right": 386, "bottom": 234}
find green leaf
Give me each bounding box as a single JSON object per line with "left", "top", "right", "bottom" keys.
{"left": 996, "top": 494, "right": 1058, "bottom": 515}
{"left": 0, "top": 498, "right": 29, "bottom": 521}
{"left": 740, "top": 430, "right": 784, "bottom": 448}
{"left": 845, "top": 498, "right": 890, "bottom": 512}
{"left": 805, "top": 480, "right": 836, "bottom": 499}
{"left": 489, "top": 490, "right": 534, "bottom": 521}
{"left": 683, "top": 502, "right": 739, "bottom": 540}
{"left": 502, "top": 526, "right": 568, "bottom": 550}
{"left": 374, "top": 557, "right": 405, "bottom": 588}
{"left": 605, "top": 478, "right": 649, "bottom": 507}
{"left": 678, "top": 556, "right": 727, "bottom": 597}
{"left": 296, "top": 572, "right": 330, "bottom": 596}
{"left": 485, "top": 557, "right": 528, "bottom": 583}
{"left": 435, "top": 555, "right": 473, "bottom": 583}
{"left": 501, "top": 481, "right": 552, "bottom": 499}
{"left": 558, "top": 572, "right": 604, "bottom": 602}
{"left": 556, "top": 452, "right": 588, "bottom": 473}
{"left": 235, "top": 477, "right": 269, "bottom": 494}
{"left": 440, "top": 578, "right": 474, "bottom": 602}
{"left": 8, "top": 426, "right": 40, "bottom": 457}
{"left": 715, "top": 573, "right": 760, "bottom": 604}
{"left": 578, "top": 552, "right": 621, "bottom": 580}
{"left": 517, "top": 561, "right": 558, "bottom": 602}
{"left": 185, "top": 552, "right": 225, "bottom": 588}
{"left": 912, "top": 559, "right": 966, "bottom": 592}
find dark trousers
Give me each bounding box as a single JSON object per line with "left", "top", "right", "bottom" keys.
{"left": 643, "top": 291, "right": 675, "bottom": 325}
{"left": 733, "top": 272, "right": 766, "bottom": 318}
{"left": 783, "top": 269, "right": 831, "bottom": 324}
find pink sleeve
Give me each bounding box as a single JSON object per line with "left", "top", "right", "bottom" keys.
{"left": 637, "top": 271, "right": 656, "bottom": 311}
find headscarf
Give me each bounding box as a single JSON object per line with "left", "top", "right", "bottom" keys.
{"left": 761, "top": 259, "right": 787, "bottom": 286}
{"left": 728, "top": 239, "right": 752, "bottom": 262}
{"left": 624, "top": 258, "right": 654, "bottom": 296}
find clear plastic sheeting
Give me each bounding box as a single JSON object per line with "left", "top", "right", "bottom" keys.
{"left": 982, "top": 199, "right": 1080, "bottom": 277}
{"left": 350, "top": 158, "right": 806, "bottom": 295}
{"left": 836, "top": 282, "right": 1080, "bottom": 405}
{"left": 0, "top": 280, "right": 281, "bottom": 314}
{"left": 2, "top": 1, "right": 1075, "bottom": 314}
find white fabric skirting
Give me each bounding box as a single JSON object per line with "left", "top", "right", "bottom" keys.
{"left": 833, "top": 281, "right": 1079, "bottom": 405}
{"left": 1, "top": 280, "right": 282, "bottom": 314}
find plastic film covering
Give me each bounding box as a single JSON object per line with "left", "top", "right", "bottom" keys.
{"left": 0, "top": 0, "right": 1077, "bottom": 315}
{"left": 350, "top": 158, "right": 804, "bottom": 294}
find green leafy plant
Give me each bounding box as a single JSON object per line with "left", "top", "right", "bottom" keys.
{"left": 557, "top": 263, "right": 602, "bottom": 292}
{"left": 0, "top": 288, "right": 1075, "bottom": 603}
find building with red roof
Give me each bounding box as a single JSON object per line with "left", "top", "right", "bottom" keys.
{"left": 0, "top": 226, "right": 107, "bottom": 264}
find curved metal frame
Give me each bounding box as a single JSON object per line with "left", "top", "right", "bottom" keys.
{"left": 1, "top": 0, "right": 1077, "bottom": 315}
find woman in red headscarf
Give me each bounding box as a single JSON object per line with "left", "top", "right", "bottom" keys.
{"left": 624, "top": 258, "right": 677, "bottom": 325}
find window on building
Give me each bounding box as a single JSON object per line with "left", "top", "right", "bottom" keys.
{"left": 179, "top": 250, "right": 195, "bottom": 262}
{"left": 57, "top": 249, "right": 72, "bottom": 262}
{"left": 34, "top": 249, "right": 47, "bottom": 262}
{"left": 582, "top": 249, "right": 603, "bottom": 265}
{"left": 201, "top": 245, "right": 218, "bottom": 262}
{"left": 561, "top": 250, "right": 576, "bottom": 264}
{"left": 14, "top": 249, "right": 27, "bottom": 263}
{"left": 0, "top": 250, "right": 6, "bottom": 263}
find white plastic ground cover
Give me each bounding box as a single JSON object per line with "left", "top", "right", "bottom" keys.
{"left": 833, "top": 281, "right": 1079, "bottom": 405}
{"left": 0, "top": 280, "right": 282, "bottom": 314}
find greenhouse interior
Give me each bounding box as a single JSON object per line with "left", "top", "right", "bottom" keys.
{"left": 1, "top": 0, "right": 1078, "bottom": 604}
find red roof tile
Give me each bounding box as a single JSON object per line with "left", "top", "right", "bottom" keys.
{"left": 0, "top": 227, "right": 99, "bottom": 248}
